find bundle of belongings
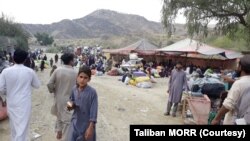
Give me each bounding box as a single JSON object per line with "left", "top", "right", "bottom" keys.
{"left": 185, "top": 74, "right": 226, "bottom": 125}
{"left": 146, "top": 67, "right": 161, "bottom": 78}
{"left": 121, "top": 71, "right": 153, "bottom": 88}
{"left": 188, "top": 74, "right": 226, "bottom": 116}
{"left": 189, "top": 76, "right": 225, "bottom": 98}
{"left": 107, "top": 68, "right": 125, "bottom": 76}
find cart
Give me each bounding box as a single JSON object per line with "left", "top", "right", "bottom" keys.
{"left": 182, "top": 94, "right": 211, "bottom": 124}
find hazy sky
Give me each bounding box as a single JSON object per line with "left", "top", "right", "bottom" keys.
{"left": 0, "top": 0, "right": 186, "bottom": 24}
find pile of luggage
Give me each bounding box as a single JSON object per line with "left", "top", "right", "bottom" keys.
{"left": 188, "top": 76, "right": 226, "bottom": 114}
{"left": 189, "top": 77, "right": 225, "bottom": 99}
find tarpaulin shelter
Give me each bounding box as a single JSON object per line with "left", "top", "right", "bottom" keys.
{"left": 156, "top": 38, "right": 243, "bottom": 69}
{"left": 157, "top": 38, "right": 242, "bottom": 60}
{"left": 109, "top": 39, "right": 159, "bottom": 55}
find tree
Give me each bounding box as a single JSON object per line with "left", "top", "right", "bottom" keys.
{"left": 34, "top": 32, "right": 54, "bottom": 46}
{"left": 0, "top": 14, "right": 30, "bottom": 51}
{"left": 161, "top": 0, "right": 250, "bottom": 46}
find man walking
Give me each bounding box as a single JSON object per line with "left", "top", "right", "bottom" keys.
{"left": 55, "top": 53, "right": 59, "bottom": 64}
{"left": 47, "top": 53, "right": 77, "bottom": 140}
{"left": 0, "top": 48, "right": 41, "bottom": 141}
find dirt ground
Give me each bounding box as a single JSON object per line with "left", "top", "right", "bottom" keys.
{"left": 0, "top": 53, "right": 183, "bottom": 141}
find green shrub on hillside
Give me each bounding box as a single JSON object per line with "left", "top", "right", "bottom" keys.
{"left": 205, "top": 35, "right": 247, "bottom": 51}
{"left": 0, "top": 14, "right": 29, "bottom": 50}
{"left": 34, "top": 32, "right": 54, "bottom": 46}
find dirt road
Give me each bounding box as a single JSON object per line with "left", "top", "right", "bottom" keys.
{"left": 0, "top": 53, "right": 183, "bottom": 141}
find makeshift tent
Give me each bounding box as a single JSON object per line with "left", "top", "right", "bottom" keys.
{"left": 109, "top": 39, "right": 159, "bottom": 55}
{"left": 157, "top": 38, "right": 242, "bottom": 60}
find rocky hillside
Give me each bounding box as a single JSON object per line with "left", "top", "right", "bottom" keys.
{"left": 21, "top": 9, "right": 187, "bottom": 48}
{"left": 22, "top": 9, "right": 186, "bottom": 39}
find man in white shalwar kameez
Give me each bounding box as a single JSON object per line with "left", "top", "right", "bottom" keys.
{"left": 47, "top": 53, "right": 77, "bottom": 141}
{"left": 212, "top": 55, "right": 250, "bottom": 125}
{"left": 0, "top": 49, "right": 41, "bottom": 141}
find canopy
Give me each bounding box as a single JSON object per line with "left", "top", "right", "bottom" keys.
{"left": 109, "top": 39, "right": 158, "bottom": 55}
{"left": 157, "top": 38, "right": 242, "bottom": 59}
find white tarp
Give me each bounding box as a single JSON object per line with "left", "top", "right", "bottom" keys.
{"left": 158, "top": 38, "right": 243, "bottom": 59}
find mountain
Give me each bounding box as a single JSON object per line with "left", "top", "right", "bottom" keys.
{"left": 22, "top": 9, "right": 187, "bottom": 48}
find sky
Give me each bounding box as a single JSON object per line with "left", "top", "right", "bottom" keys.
{"left": 0, "top": 0, "right": 186, "bottom": 24}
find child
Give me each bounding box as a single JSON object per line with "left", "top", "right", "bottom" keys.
{"left": 67, "top": 66, "right": 98, "bottom": 141}
{"left": 50, "top": 65, "right": 57, "bottom": 76}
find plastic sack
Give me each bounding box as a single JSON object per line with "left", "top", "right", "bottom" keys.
{"left": 136, "top": 82, "right": 152, "bottom": 88}
{"left": 135, "top": 76, "right": 150, "bottom": 83}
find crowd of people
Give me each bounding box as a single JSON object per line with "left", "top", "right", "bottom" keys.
{"left": 0, "top": 47, "right": 250, "bottom": 141}
{"left": 0, "top": 49, "right": 98, "bottom": 141}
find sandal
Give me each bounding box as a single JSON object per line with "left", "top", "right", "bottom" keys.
{"left": 56, "top": 131, "right": 62, "bottom": 139}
